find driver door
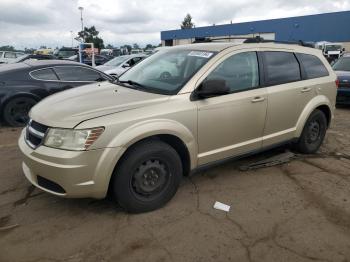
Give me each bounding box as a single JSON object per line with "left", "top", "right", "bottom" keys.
{"left": 195, "top": 51, "right": 268, "bottom": 165}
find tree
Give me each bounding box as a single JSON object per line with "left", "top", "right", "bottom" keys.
{"left": 77, "top": 26, "right": 105, "bottom": 49}
{"left": 0, "top": 45, "right": 16, "bottom": 51}
{"left": 133, "top": 43, "right": 140, "bottom": 49}
{"left": 105, "top": 44, "right": 114, "bottom": 49}
{"left": 145, "top": 44, "right": 153, "bottom": 50}
{"left": 180, "top": 14, "right": 195, "bottom": 29}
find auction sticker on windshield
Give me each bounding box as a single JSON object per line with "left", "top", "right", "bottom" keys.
{"left": 188, "top": 51, "right": 214, "bottom": 58}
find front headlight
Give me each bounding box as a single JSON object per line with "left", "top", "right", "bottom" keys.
{"left": 44, "top": 127, "right": 104, "bottom": 151}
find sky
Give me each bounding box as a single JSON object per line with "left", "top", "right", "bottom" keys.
{"left": 0, "top": 0, "right": 349, "bottom": 50}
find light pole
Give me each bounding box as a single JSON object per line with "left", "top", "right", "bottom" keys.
{"left": 70, "top": 31, "right": 73, "bottom": 47}
{"left": 78, "top": 6, "right": 84, "bottom": 42}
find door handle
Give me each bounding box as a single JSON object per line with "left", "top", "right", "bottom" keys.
{"left": 301, "top": 87, "right": 312, "bottom": 93}
{"left": 251, "top": 97, "right": 265, "bottom": 103}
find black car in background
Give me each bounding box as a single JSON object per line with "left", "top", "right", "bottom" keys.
{"left": 332, "top": 54, "right": 350, "bottom": 105}
{"left": 67, "top": 54, "right": 111, "bottom": 66}
{"left": 0, "top": 60, "right": 113, "bottom": 126}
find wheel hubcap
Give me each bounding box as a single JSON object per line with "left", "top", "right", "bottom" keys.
{"left": 132, "top": 160, "right": 169, "bottom": 197}
{"left": 308, "top": 120, "right": 321, "bottom": 143}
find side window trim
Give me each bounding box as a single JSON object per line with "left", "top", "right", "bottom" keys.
{"left": 261, "top": 51, "right": 302, "bottom": 87}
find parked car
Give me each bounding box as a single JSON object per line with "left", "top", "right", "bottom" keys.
{"left": 67, "top": 54, "right": 110, "bottom": 66}
{"left": 53, "top": 47, "right": 78, "bottom": 59}
{"left": 332, "top": 53, "right": 350, "bottom": 104}
{"left": 96, "top": 54, "right": 147, "bottom": 77}
{"left": 0, "top": 60, "right": 113, "bottom": 126}
{"left": 0, "top": 51, "right": 25, "bottom": 64}
{"left": 19, "top": 42, "right": 336, "bottom": 213}
{"left": 9, "top": 54, "right": 55, "bottom": 64}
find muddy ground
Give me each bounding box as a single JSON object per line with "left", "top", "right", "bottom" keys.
{"left": 0, "top": 108, "right": 350, "bottom": 262}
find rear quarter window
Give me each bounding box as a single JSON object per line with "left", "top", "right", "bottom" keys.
{"left": 263, "top": 51, "right": 301, "bottom": 86}
{"left": 296, "top": 53, "right": 329, "bottom": 79}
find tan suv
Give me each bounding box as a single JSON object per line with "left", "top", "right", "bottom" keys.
{"left": 18, "top": 41, "right": 337, "bottom": 213}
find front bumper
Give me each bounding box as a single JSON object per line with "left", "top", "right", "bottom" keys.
{"left": 18, "top": 129, "right": 124, "bottom": 199}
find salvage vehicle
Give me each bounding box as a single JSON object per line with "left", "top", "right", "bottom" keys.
{"left": 315, "top": 41, "right": 345, "bottom": 63}
{"left": 9, "top": 54, "right": 55, "bottom": 64}
{"left": 96, "top": 54, "right": 147, "bottom": 77}
{"left": 332, "top": 53, "right": 350, "bottom": 104}
{"left": 0, "top": 51, "right": 25, "bottom": 64}
{"left": 19, "top": 40, "right": 337, "bottom": 213}
{"left": 0, "top": 60, "right": 113, "bottom": 126}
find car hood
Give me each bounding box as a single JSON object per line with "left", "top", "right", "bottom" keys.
{"left": 95, "top": 65, "right": 115, "bottom": 72}
{"left": 104, "top": 67, "right": 126, "bottom": 76}
{"left": 29, "top": 81, "right": 169, "bottom": 128}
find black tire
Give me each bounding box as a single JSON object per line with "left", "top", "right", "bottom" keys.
{"left": 112, "top": 139, "right": 182, "bottom": 213}
{"left": 295, "top": 109, "right": 327, "bottom": 154}
{"left": 2, "top": 97, "right": 37, "bottom": 127}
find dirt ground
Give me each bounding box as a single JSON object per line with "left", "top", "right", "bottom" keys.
{"left": 0, "top": 108, "right": 350, "bottom": 262}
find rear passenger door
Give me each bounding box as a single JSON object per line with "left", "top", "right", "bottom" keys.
{"left": 261, "top": 51, "right": 317, "bottom": 147}
{"left": 53, "top": 66, "right": 107, "bottom": 90}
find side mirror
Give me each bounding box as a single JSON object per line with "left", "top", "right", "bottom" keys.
{"left": 194, "top": 79, "right": 230, "bottom": 99}
{"left": 122, "top": 64, "right": 130, "bottom": 68}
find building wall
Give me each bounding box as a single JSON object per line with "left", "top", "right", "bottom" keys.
{"left": 161, "top": 11, "right": 350, "bottom": 45}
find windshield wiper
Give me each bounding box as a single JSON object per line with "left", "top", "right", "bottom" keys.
{"left": 118, "top": 80, "right": 146, "bottom": 89}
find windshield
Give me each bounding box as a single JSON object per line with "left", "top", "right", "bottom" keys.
{"left": 326, "top": 45, "right": 342, "bottom": 51}
{"left": 118, "top": 49, "right": 217, "bottom": 95}
{"left": 332, "top": 57, "right": 350, "bottom": 71}
{"left": 104, "top": 56, "right": 130, "bottom": 66}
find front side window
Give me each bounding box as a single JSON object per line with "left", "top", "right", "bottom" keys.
{"left": 264, "top": 52, "right": 301, "bottom": 86}
{"left": 206, "top": 52, "right": 259, "bottom": 93}
{"left": 119, "top": 49, "right": 217, "bottom": 95}
{"left": 30, "top": 68, "right": 58, "bottom": 81}
{"left": 332, "top": 57, "right": 350, "bottom": 72}
{"left": 54, "top": 66, "right": 104, "bottom": 81}
{"left": 296, "top": 53, "right": 329, "bottom": 79}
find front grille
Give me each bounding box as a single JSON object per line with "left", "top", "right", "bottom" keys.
{"left": 25, "top": 120, "right": 48, "bottom": 149}
{"left": 37, "top": 176, "right": 66, "bottom": 194}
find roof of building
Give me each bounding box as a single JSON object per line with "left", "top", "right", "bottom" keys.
{"left": 161, "top": 11, "right": 350, "bottom": 42}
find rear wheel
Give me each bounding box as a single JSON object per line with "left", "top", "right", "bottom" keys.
{"left": 112, "top": 139, "right": 182, "bottom": 213}
{"left": 3, "top": 97, "right": 37, "bottom": 127}
{"left": 295, "top": 109, "right": 327, "bottom": 154}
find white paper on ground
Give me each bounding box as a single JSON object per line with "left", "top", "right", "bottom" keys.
{"left": 213, "top": 201, "right": 230, "bottom": 212}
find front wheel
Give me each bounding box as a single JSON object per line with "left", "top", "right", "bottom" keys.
{"left": 295, "top": 109, "right": 327, "bottom": 154}
{"left": 2, "top": 97, "right": 37, "bottom": 127}
{"left": 112, "top": 139, "right": 182, "bottom": 213}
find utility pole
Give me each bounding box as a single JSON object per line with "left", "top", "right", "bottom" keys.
{"left": 78, "top": 6, "right": 84, "bottom": 42}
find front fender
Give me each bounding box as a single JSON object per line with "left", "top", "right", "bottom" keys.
{"left": 295, "top": 95, "right": 333, "bottom": 138}
{"left": 107, "top": 119, "right": 197, "bottom": 169}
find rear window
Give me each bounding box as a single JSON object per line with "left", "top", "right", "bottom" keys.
{"left": 30, "top": 68, "right": 58, "bottom": 81}
{"left": 296, "top": 53, "right": 329, "bottom": 79}
{"left": 264, "top": 52, "right": 301, "bottom": 86}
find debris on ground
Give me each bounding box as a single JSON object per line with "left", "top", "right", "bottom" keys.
{"left": 213, "top": 201, "right": 231, "bottom": 212}
{"left": 239, "top": 151, "right": 296, "bottom": 171}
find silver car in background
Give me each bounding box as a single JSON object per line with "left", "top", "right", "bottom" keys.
{"left": 96, "top": 54, "right": 147, "bottom": 77}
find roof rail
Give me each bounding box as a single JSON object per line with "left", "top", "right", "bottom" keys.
{"left": 193, "top": 36, "right": 314, "bottom": 48}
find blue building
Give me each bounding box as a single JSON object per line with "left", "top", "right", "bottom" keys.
{"left": 160, "top": 11, "right": 350, "bottom": 49}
